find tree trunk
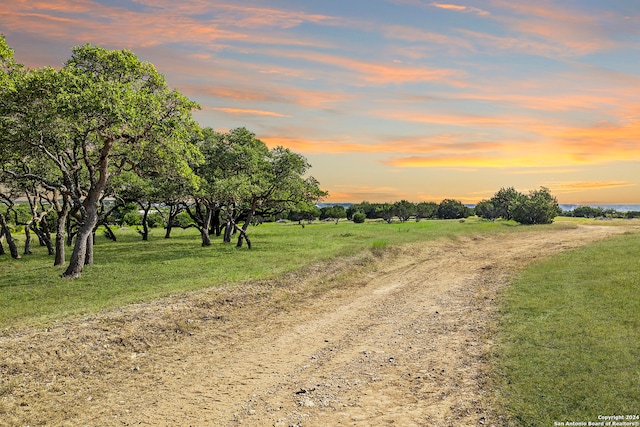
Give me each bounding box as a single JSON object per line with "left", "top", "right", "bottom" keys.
{"left": 54, "top": 199, "right": 70, "bottom": 266}
{"left": 213, "top": 209, "right": 221, "bottom": 237}
{"left": 0, "top": 213, "right": 20, "bottom": 259}
{"left": 66, "top": 214, "right": 75, "bottom": 246}
{"left": 223, "top": 219, "right": 233, "bottom": 243}
{"left": 39, "top": 216, "right": 55, "bottom": 255}
{"left": 34, "top": 226, "right": 54, "bottom": 256}
{"left": 165, "top": 205, "right": 178, "bottom": 238}
{"left": 140, "top": 203, "right": 150, "bottom": 241}
{"left": 63, "top": 205, "right": 98, "bottom": 278}
{"left": 200, "top": 206, "right": 213, "bottom": 246}
{"left": 23, "top": 223, "right": 33, "bottom": 255}
{"left": 236, "top": 210, "right": 254, "bottom": 249}
{"left": 102, "top": 223, "right": 117, "bottom": 241}
{"left": 85, "top": 232, "right": 94, "bottom": 265}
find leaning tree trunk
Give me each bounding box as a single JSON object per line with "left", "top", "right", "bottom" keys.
{"left": 34, "top": 226, "right": 54, "bottom": 256}
{"left": 0, "top": 213, "right": 20, "bottom": 259}
{"left": 236, "top": 210, "right": 254, "bottom": 249}
{"left": 63, "top": 204, "right": 99, "bottom": 278}
{"left": 23, "top": 223, "right": 33, "bottom": 255}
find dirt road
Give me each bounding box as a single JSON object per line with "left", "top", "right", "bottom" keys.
{"left": 0, "top": 224, "right": 633, "bottom": 426}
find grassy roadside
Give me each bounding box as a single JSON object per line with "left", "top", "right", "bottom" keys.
{"left": 493, "top": 231, "right": 640, "bottom": 426}
{"left": 1, "top": 218, "right": 521, "bottom": 330}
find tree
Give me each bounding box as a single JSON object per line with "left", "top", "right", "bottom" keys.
{"left": 320, "top": 205, "right": 346, "bottom": 223}
{"left": 394, "top": 200, "right": 416, "bottom": 222}
{"left": 235, "top": 143, "right": 327, "bottom": 247}
{"left": 2, "top": 43, "right": 201, "bottom": 277}
{"left": 436, "top": 199, "right": 471, "bottom": 219}
{"left": 377, "top": 203, "right": 396, "bottom": 223}
{"left": 489, "top": 187, "right": 520, "bottom": 220}
{"left": 475, "top": 200, "right": 500, "bottom": 221}
{"left": 508, "top": 187, "right": 561, "bottom": 225}
{"left": 110, "top": 171, "right": 155, "bottom": 240}
{"left": 571, "top": 206, "right": 604, "bottom": 218}
{"left": 288, "top": 205, "right": 320, "bottom": 224}
{"left": 415, "top": 201, "right": 438, "bottom": 221}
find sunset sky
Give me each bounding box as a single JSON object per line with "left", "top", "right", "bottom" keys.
{"left": 2, "top": 0, "right": 640, "bottom": 204}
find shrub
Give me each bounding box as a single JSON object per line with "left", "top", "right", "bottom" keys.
{"left": 509, "top": 187, "right": 561, "bottom": 225}
{"left": 475, "top": 200, "right": 499, "bottom": 220}
{"left": 173, "top": 211, "right": 194, "bottom": 228}
{"left": 122, "top": 211, "right": 141, "bottom": 226}
{"left": 436, "top": 199, "right": 471, "bottom": 219}
{"left": 147, "top": 212, "right": 165, "bottom": 228}
{"left": 352, "top": 212, "right": 366, "bottom": 223}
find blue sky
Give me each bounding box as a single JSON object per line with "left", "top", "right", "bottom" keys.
{"left": 2, "top": 0, "right": 640, "bottom": 203}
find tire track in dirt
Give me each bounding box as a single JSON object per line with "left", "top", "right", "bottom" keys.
{"left": 0, "top": 224, "right": 634, "bottom": 426}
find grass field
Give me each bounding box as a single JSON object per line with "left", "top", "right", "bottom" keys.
{"left": 2, "top": 216, "right": 639, "bottom": 424}
{"left": 0, "top": 217, "right": 519, "bottom": 329}
{"left": 494, "top": 231, "right": 640, "bottom": 425}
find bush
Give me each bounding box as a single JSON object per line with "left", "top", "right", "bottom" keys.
{"left": 173, "top": 211, "right": 194, "bottom": 228}
{"left": 436, "top": 199, "right": 471, "bottom": 219}
{"left": 572, "top": 206, "right": 604, "bottom": 218}
{"left": 122, "top": 211, "right": 141, "bottom": 226}
{"left": 147, "top": 212, "right": 165, "bottom": 228}
{"left": 508, "top": 187, "right": 561, "bottom": 225}
{"left": 352, "top": 212, "right": 366, "bottom": 223}
{"left": 475, "top": 200, "right": 499, "bottom": 220}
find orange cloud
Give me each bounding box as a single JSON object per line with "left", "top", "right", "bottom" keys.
{"left": 262, "top": 134, "right": 504, "bottom": 156}
{"left": 431, "top": 3, "right": 490, "bottom": 16}
{"left": 181, "top": 84, "right": 353, "bottom": 108}
{"left": 325, "top": 185, "right": 407, "bottom": 203}
{"left": 482, "top": 0, "right": 619, "bottom": 56}
{"left": 268, "top": 49, "right": 466, "bottom": 86}
{"left": 545, "top": 181, "right": 636, "bottom": 193}
{"left": 210, "top": 107, "right": 291, "bottom": 118}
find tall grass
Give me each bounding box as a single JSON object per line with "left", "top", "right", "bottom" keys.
{"left": 494, "top": 232, "right": 640, "bottom": 425}
{"left": 0, "top": 218, "right": 518, "bottom": 329}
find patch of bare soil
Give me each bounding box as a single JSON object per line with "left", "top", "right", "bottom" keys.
{"left": 0, "top": 224, "right": 635, "bottom": 426}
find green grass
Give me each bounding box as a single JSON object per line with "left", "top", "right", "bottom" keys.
{"left": 0, "top": 218, "right": 519, "bottom": 329}
{"left": 494, "top": 232, "right": 640, "bottom": 426}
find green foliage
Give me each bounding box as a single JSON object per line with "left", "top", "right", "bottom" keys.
{"left": 415, "top": 201, "right": 438, "bottom": 220}
{"left": 287, "top": 206, "right": 320, "bottom": 222}
{"left": 173, "top": 211, "right": 195, "bottom": 228}
{"left": 394, "top": 200, "right": 416, "bottom": 222}
{"left": 352, "top": 212, "right": 366, "bottom": 223}
{"left": 570, "top": 205, "right": 605, "bottom": 218}
{"left": 489, "top": 187, "right": 520, "bottom": 220}
{"left": 495, "top": 233, "right": 640, "bottom": 425}
{"left": 320, "top": 205, "right": 346, "bottom": 220}
{"left": 474, "top": 200, "right": 499, "bottom": 221}
{"left": 436, "top": 199, "right": 471, "bottom": 219}
{"left": 509, "top": 187, "right": 561, "bottom": 225}
{"left": 147, "top": 212, "right": 165, "bottom": 228}
{"left": 122, "top": 211, "right": 141, "bottom": 227}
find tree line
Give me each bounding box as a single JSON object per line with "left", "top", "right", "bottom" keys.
{"left": 0, "top": 37, "right": 325, "bottom": 278}
{"left": 303, "top": 187, "right": 561, "bottom": 225}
